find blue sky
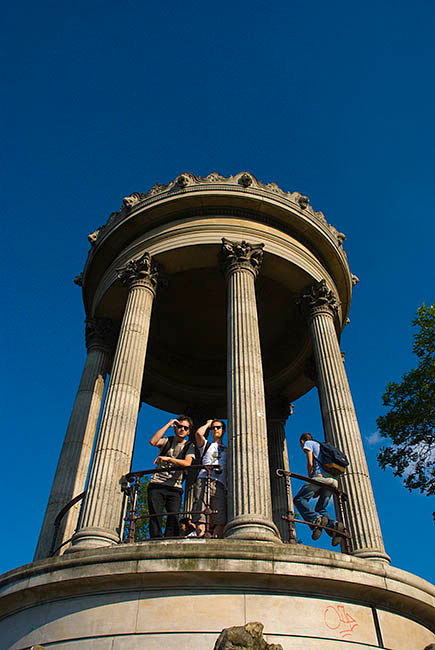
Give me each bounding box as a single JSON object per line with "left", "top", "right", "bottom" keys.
{"left": 1, "top": 1, "right": 434, "bottom": 582}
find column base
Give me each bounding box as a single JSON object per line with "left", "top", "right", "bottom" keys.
{"left": 352, "top": 547, "right": 391, "bottom": 564}
{"left": 66, "top": 527, "right": 120, "bottom": 553}
{"left": 224, "top": 515, "right": 281, "bottom": 543}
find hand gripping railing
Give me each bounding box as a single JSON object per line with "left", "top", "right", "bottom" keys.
{"left": 276, "top": 469, "right": 351, "bottom": 554}
{"left": 122, "top": 463, "right": 222, "bottom": 542}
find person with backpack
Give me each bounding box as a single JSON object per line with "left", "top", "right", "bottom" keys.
{"left": 148, "top": 415, "right": 195, "bottom": 538}
{"left": 293, "top": 432, "right": 345, "bottom": 546}
{"left": 193, "top": 419, "right": 228, "bottom": 538}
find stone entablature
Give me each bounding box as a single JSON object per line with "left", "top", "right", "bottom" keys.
{"left": 79, "top": 173, "right": 352, "bottom": 304}
{"left": 85, "top": 170, "right": 347, "bottom": 253}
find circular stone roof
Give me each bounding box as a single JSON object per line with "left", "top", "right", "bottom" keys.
{"left": 77, "top": 172, "right": 357, "bottom": 413}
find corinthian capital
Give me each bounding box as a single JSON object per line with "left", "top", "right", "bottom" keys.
{"left": 116, "top": 252, "right": 160, "bottom": 291}
{"left": 297, "top": 279, "right": 339, "bottom": 318}
{"left": 220, "top": 238, "right": 264, "bottom": 279}
{"left": 85, "top": 317, "right": 117, "bottom": 353}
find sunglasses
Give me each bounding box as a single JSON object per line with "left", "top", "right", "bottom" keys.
{"left": 176, "top": 424, "right": 190, "bottom": 431}
{"left": 211, "top": 425, "right": 222, "bottom": 430}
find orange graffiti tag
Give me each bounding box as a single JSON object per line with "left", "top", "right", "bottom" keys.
{"left": 324, "top": 604, "right": 359, "bottom": 639}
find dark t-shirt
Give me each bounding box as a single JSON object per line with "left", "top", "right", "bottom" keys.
{"left": 150, "top": 437, "right": 195, "bottom": 489}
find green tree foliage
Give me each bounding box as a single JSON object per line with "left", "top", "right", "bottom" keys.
{"left": 377, "top": 303, "right": 435, "bottom": 518}
{"left": 133, "top": 475, "right": 151, "bottom": 541}
{"left": 124, "top": 475, "right": 155, "bottom": 541}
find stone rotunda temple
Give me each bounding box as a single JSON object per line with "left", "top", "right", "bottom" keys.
{"left": 0, "top": 172, "right": 434, "bottom": 649}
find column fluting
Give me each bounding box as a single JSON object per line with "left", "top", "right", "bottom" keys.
{"left": 34, "top": 318, "right": 116, "bottom": 560}
{"left": 69, "top": 253, "right": 160, "bottom": 551}
{"left": 266, "top": 397, "right": 295, "bottom": 542}
{"left": 299, "top": 280, "right": 390, "bottom": 562}
{"left": 221, "top": 239, "right": 279, "bottom": 542}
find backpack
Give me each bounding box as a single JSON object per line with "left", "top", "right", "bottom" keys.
{"left": 317, "top": 441, "right": 349, "bottom": 476}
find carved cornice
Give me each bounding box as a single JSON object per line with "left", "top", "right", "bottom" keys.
{"left": 297, "top": 280, "right": 339, "bottom": 319}
{"left": 101, "top": 172, "right": 330, "bottom": 225}
{"left": 85, "top": 172, "right": 351, "bottom": 257}
{"left": 116, "top": 252, "right": 161, "bottom": 292}
{"left": 220, "top": 238, "right": 264, "bottom": 279}
{"left": 266, "top": 396, "right": 294, "bottom": 422}
{"left": 85, "top": 317, "right": 117, "bottom": 353}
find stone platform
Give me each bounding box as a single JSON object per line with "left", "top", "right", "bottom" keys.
{"left": 1, "top": 540, "right": 434, "bottom": 649}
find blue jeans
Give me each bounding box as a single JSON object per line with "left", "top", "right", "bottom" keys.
{"left": 293, "top": 473, "right": 337, "bottom": 534}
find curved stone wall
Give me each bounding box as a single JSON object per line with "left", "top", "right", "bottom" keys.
{"left": 1, "top": 542, "right": 434, "bottom": 650}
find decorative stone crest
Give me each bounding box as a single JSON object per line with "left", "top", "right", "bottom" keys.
{"left": 88, "top": 225, "right": 105, "bottom": 247}
{"left": 85, "top": 317, "right": 117, "bottom": 352}
{"left": 328, "top": 224, "right": 346, "bottom": 246}
{"left": 74, "top": 273, "right": 84, "bottom": 287}
{"left": 297, "top": 194, "right": 310, "bottom": 209}
{"left": 177, "top": 174, "right": 189, "bottom": 188}
{"left": 116, "top": 252, "right": 160, "bottom": 291}
{"left": 297, "top": 279, "right": 339, "bottom": 318}
{"left": 239, "top": 173, "right": 253, "bottom": 187}
{"left": 351, "top": 273, "right": 360, "bottom": 286}
{"left": 102, "top": 172, "right": 331, "bottom": 228}
{"left": 220, "top": 238, "right": 264, "bottom": 279}
{"left": 123, "top": 192, "right": 145, "bottom": 209}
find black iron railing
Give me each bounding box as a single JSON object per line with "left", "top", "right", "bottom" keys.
{"left": 122, "top": 464, "right": 222, "bottom": 542}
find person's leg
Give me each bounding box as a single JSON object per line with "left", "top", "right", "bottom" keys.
{"left": 211, "top": 481, "right": 226, "bottom": 538}
{"left": 192, "top": 479, "right": 207, "bottom": 537}
{"left": 293, "top": 482, "right": 319, "bottom": 524}
{"left": 148, "top": 486, "right": 164, "bottom": 539}
{"left": 164, "top": 489, "right": 182, "bottom": 537}
{"left": 314, "top": 476, "right": 338, "bottom": 535}
{"left": 315, "top": 488, "right": 334, "bottom": 522}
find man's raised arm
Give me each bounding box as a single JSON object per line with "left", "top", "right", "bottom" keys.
{"left": 195, "top": 419, "right": 213, "bottom": 449}
{"left": 150, "top": 419, "right": 178, "bottom": 447}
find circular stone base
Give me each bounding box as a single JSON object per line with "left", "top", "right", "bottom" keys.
{"left": 0, "top": 540, "right": 434, "bottom": 650}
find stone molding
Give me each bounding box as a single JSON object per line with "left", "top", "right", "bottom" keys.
{"left": 220, "top": 238, "right": 264, "bottom": 279}
{"left": 2, "top": 542, "right": 434, "bottom": 629}
{"left": 297, "top": 279, "right": 339, "bottom": 319}
{"left": 85, "top": 317, "right": 117, "bottom": 353}
{"left": 114, "top": 171, "right": 327, "bottom": 222}
{"left": 85, "top": 172, "right": 349, "bottom": 251}
{"left": 116, "top": 252, "right": 160, "bottom": 292}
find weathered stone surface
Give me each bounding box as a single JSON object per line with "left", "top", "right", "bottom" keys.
{"left": 221, "top": 239, "right": 279, "bottom": 543}
{"left": 69, "top": 254, "right": 160, "bottom": 551}
{"left": 214, "top": 622, "right": 282, "bottom": 650}
{"left": 2, "top": 542, "right": 434, "bottom": 650}
{"left": 34, "top": 319, "right": 116, "bottom": 560}
{"left": 266, "top": 397, "right": 295, "bottom": 542}
{"left": 299, "top": 280, "right": 390, "bottom": 563}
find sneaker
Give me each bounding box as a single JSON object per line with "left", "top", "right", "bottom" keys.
{"left": 311, "top": 516, "right": 328, "bottom": 540}
{"left": 331, "top": 521, "right": 345, "bottom": 546}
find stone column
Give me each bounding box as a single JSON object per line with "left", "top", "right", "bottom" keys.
{"left": 34, "top": 318, "right": 116, "bottom": 560}
{"left": 70, "top": 252, "right": 160, "bottom": 551}
{"left": 221, "top": 239, "right": 279, "bottom": 542}
{"left": 299, "top": 280, "right": 390, "bottom": 562}
{"left": 266, "top": 397, "right": 295, "bottom": 542}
